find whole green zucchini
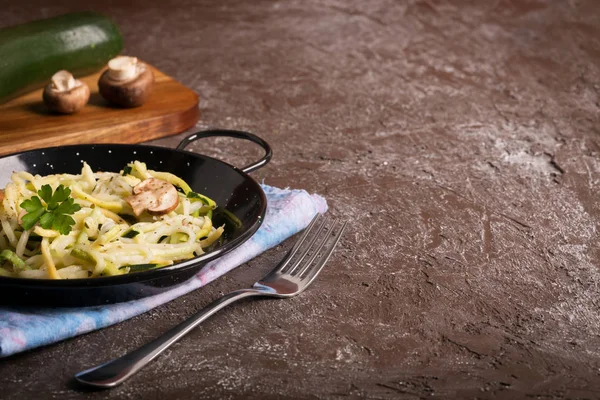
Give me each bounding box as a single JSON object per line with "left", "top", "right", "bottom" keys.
{"left": 0, "top": 12, "right": 123, "bottom": 103}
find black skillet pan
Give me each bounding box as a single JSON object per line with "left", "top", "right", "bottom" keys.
{"left": 0, "top": 129, "right": 272, "bottom": 307}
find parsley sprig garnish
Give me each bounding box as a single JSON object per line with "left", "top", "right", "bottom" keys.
{"left": 20, "top": 184, "right": 81, "bottom": 235}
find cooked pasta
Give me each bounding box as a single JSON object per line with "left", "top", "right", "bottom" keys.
{"left": 0, "top": 161, "right": 224, "bottom": 279}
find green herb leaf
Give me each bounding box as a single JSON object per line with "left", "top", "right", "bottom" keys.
{"left": 37, "top": 185, "right": 53, "bottom": 204}
{"left": 19, "top": 184, "right": 80, "bottom": 235}
{"left": 53, "top": 214, "right": 77, "bottom": 235}
{"left": 122, "top": 166, "right": 132, "bottom": 176}
{"left": 39, "top": 212, "right": 55, "bottom": 229}
{"left": 48, "top": 185, "right": 71, "bottom": 210}
{"left": 54, "top": 197, "right": 81, "bottom": 216}
{"left": 21, "top": 205, "right": 45, "bottom": 230}
{"left": 21, "top": 196, "right": 42, "bottom": 213}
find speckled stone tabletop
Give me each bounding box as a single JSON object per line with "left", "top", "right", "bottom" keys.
{"left": 2, "top": 1, "right": 600, "bottom": 399}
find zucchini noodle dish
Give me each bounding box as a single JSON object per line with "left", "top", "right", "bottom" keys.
{"left": 0, "top": 161, "right": 224, "bottom": 279}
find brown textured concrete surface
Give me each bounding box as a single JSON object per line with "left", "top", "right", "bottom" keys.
{"left": 2, "top": 0, "right": 600, "bottom": 399}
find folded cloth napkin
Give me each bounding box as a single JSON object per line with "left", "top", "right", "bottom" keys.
{"left": 0, "top": 184, "right": 327, "bottom": 358}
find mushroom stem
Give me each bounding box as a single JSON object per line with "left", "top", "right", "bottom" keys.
{"left": 107, "top": 56, "right": 139, "bottom": 81}
{"left": 51, "top": 70, "right": 79, "bottom": 92}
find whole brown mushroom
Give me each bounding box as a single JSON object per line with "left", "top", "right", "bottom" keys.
{"left": 42, "top": 70, "right": 90, "bottom": 114}
{"left": 98, "top": 56, "right": 154, "bottom": 108}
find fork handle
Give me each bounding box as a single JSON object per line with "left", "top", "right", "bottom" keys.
{"left": 74, "top": 289, "right": 262, "bottom": 389}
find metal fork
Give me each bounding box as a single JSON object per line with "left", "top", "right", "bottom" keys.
{"left": 74, "top": 214, "right": 346, "bottom": 389}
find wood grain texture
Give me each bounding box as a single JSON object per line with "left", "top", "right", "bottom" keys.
{"left": 0, "top": 64, "right": 199, "bottom": 156}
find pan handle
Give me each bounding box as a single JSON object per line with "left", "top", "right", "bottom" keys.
{"left": 176, "top": 129, "right": 272, "bottom": 174}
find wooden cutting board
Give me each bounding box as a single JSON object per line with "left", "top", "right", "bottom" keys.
{"left": 0, "top": 64, "right": 199, "bottom": 157}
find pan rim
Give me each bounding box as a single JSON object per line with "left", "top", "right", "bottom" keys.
{"left": 0, "top": 142, "right": 267, "bottom": 288}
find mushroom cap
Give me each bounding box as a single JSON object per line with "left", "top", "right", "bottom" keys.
{"left": 42, "top": 82, "right": 90, "bottom": 114}
{"left": 126, "top": 178, "right": 179, "bottom": 216}
{"left": 98, "top": 64, "right": 154, "bottom": 108}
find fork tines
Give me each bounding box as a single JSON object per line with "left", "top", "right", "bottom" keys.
{"left": 280, "top": 213, "right": 346, "bottom": 279}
